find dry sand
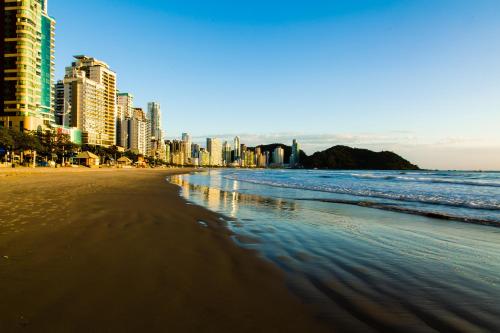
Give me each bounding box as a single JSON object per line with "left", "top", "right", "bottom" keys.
{"left": 0, "top": 168, "right": 328, "bottom": 332}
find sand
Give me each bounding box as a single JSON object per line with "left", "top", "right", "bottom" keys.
{"left": 0, "top": 168, "right": 328, "bottom": 332}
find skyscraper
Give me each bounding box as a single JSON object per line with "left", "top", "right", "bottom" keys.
{"left": 62, "top": 65, "right": 106, "bottom": 145}
{"left": 182, "top": 132, "right": 192, "bottom": 160}
{"left": 207, "top": 138, "right": 222, "bottom": 166}
{"left": 148, "top": 102, "right": 162, "bottom": 141}
{"left": 62, "top": 56, "right": 117, "bottom": 146}
{"left": 290, "top": 139, "right": 301, "bottom": 167}
{"left": 234, "top": 136, "right": 241, "bottom": 162}
{"left": 128, "top": 107, "right": 148, "bottom": 155}
{"left": 1, "top": 0, "right": 56, "bottom": 131}
{"left": 273, "top": 147, "right": 285, "bottom": 167}
{"left": 222, "top": 141, "right": 232, "bottom": 166}
{"left": 54, "top": 80, "right": 65, "bottom": 125}
{"left": 117, "top": 92, "right": 134, "bottom": 148}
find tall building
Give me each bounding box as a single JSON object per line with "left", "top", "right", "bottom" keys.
{"left": 117, "top": 92, "right": 134, "bottom": 148}
{"left": 290, "top": 139, "right": 301, "bottom": 167}
{"left": 182, "top": 133, "right": 192, "bottom": 161}
{"left": 128, "top": 107, "right": 148, "bottom": 155}
{"left": 234, "top": 136, "right": 241, "bottom": 162}
{"left": 75, "top": 56, "right": 116, "bottom": 145}
{"left": 1, "top": 0, "right": 56, "bottom": 131}
{"left": 165, "top": 140, "right": 171, "bottom": 164}
{"left": 148, "top": 102, "right": 162, "bottom": 140}
{"left": 199, "top": 148, "right": 210, "bottom": 167}
{"left": 207, "top": 138, "right": 222, "bottom": 166}
{"left": 191, "top": 144, "right": 200, "bottom": 159}
{"left": 63, "top": 56, "right": 116, "bottom": 146}
{"left": 273, "top": 147, "right": 285, "bottom": 167}
{"left": 170, "top": 139, "right": 185, "bottom": 165}
{"left": 62, "top": 66, "right": 106, "bottom": 145}
{"left": 222, "top": 141, "right": 232, "bottom": 166}
{"left": 54, "top": 80, "right": 65, "bottom": 125}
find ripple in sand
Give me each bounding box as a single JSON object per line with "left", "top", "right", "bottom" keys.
{"left": 233, "top": 235, "right": 261, "bottom": 245}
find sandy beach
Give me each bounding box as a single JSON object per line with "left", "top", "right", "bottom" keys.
{"left": 0, "top": 168, "right": 327, "bottom": 332}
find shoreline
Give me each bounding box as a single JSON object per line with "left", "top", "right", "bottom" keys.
{"left": 0, "top": 168, "right": 328, "bottom": 332}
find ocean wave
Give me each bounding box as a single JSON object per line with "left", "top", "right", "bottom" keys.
{"left": 223, "top": 175, "right": 500, "bottom": 211}
{"left": 297, "top": 198, "right": 500, "bottom": 227}
{"left": 349, "top": 173, "right": 500, "bottom": 188}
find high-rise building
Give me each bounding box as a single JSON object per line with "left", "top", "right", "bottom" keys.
{"left": 207, "top": 138, "right": 222, "bottom": 166}
{"left": 244, "top": 150, "right": 255, "bottom": 167}
{"left": 62, "top": 66, "right": 106, "bottom": 145}
{"left": 234, "top": 136, "right": 241, "bottom": 161}
{"left": 165, "top": 140, "right": 171, "bottom": 164}
{"left": 148, "top": 102, "right": 162, "bottom": 140}
{"left": 199, "top": 148, "right": 210, "bottom": 167}
{"left": 63, "top": 56, "right": 116, "bottom": 146}
{"left": 75, "top": 56, "right": 116, "bottom": 145}
{"left": 290, "top": 139, "right": 301, "bottom": 167}
{"left": 192, "top": 144, "right": 200, "bottom": 159}
{"left": 222, "top": 141, "right": 232, "bottom": 165}
{"left": 117, "top": 92, "right": 134, "bottom": 148}
{"left": 54, "top": 80, "right": 65, "bottom": 125}
{"left": 170, "top": 139, "right": 185, "bottom": 165}
{"left": 128, "top": 107, "right": 148, "bottom": 155}
{"left": 182, "top": 133, "right": 192, "bottom": 161}
{"left": 273, "top": 147, "right": 285, "bottom": 167}
{"left": 1, "top": 0, "right": 56, "bottom": 131}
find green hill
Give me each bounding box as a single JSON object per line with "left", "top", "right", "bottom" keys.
{"left": 302, "top": 145, "right": 419, "bottom": 170}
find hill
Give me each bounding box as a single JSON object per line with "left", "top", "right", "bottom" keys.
{"left": 302, "top": 145, "right": 419, "bottom": 170}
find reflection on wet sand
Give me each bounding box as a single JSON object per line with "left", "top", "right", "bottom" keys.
{"left": 171, "top": 174, "right": 298, "bottom": 218}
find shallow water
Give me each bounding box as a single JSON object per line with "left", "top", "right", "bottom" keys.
{"left": 170, "top": 169, "right": 500, "bottom": 332}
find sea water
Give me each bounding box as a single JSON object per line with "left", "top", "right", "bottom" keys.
{"left": 170, "top": 169, "right": 500, "bottom": 332}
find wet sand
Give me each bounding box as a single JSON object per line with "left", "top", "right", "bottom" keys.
{"left": 0, "top": 168, "right": 328, "bottom": 332}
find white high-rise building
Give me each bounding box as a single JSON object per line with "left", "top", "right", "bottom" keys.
{"left": 273, "top": 147, "right": 285, "bottom": 166}
{"left": 66, "top": 56, "right": 117, "bottom": 146}
{"left": 62, "top": 66, "right": 106, "bottom": 146}
{"left": 234, "top": 136, "right": 241, "bottom": 162}
{"left": 129, "top": 107, "right": 148, "bottom": 155}
{"left": 182, "top": 133, "right": 192, "bottom": 160}
{"left": 207, "top": 138, "right": 222, "bottom": 166}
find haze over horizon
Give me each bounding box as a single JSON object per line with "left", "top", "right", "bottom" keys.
{"left": 50, "top": 0, "right": 500, "bottom": 170}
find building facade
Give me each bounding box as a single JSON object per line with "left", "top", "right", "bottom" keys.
{"left": 62, "top": 56, "right": 116, "bottom": 146}
{"left": 62, "top": 66, "right": 106, "bottom": 145}
{"left": 290, "top": 139, "right": 301, "bottom": 167}
{"left": 1, "top": 0, "right": 56, "bottom": 131}
{"left": 207, "top": 138, "right": 222, "bottom": 166}
{"left": 273, "top": 147, "right": 285, "bottom": 167}
{"left": 222, "top": 141, "right": 232, "bottom": 166}
{"left": 148, "top": 102, "right": 162, "bottom": 140}
{"left": 233, "top": 136, "right": 241, "bottom": 162}
{"left": 128, "top": 107, "right": 148, "bottom": 155}
{"left": 117, "top": 92, "right": 134, "bottom": 148}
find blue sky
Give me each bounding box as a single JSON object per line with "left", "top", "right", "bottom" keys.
{"left": 50, "top": 0, "right": 500, "bottom": 169}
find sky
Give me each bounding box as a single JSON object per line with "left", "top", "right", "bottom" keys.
{"left": 50, "top": 0, "right": 500, "bottom": 170}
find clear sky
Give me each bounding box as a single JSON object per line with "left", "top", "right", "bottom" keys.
{"left": 50, "top": 0, "right": 500, "bottom": 170}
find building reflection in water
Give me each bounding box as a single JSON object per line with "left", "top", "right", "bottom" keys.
{"left": 169, "top": 174, "right": 297, "bottom": 218}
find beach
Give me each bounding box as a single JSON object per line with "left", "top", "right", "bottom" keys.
{"left": 0, "top": 168, "right": 327, "bottom": 332}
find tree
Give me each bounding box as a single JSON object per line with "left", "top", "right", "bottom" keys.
{"left": 0, "top": 128, "right": 14, "bottom": 149}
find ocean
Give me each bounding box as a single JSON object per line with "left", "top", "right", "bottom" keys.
{"left": 169, "top": 169, "right": 500, "bottom": 332}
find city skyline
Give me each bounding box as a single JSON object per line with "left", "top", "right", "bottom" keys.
{"left": 48, "top": 0, "right": 500, "bottom": 170}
